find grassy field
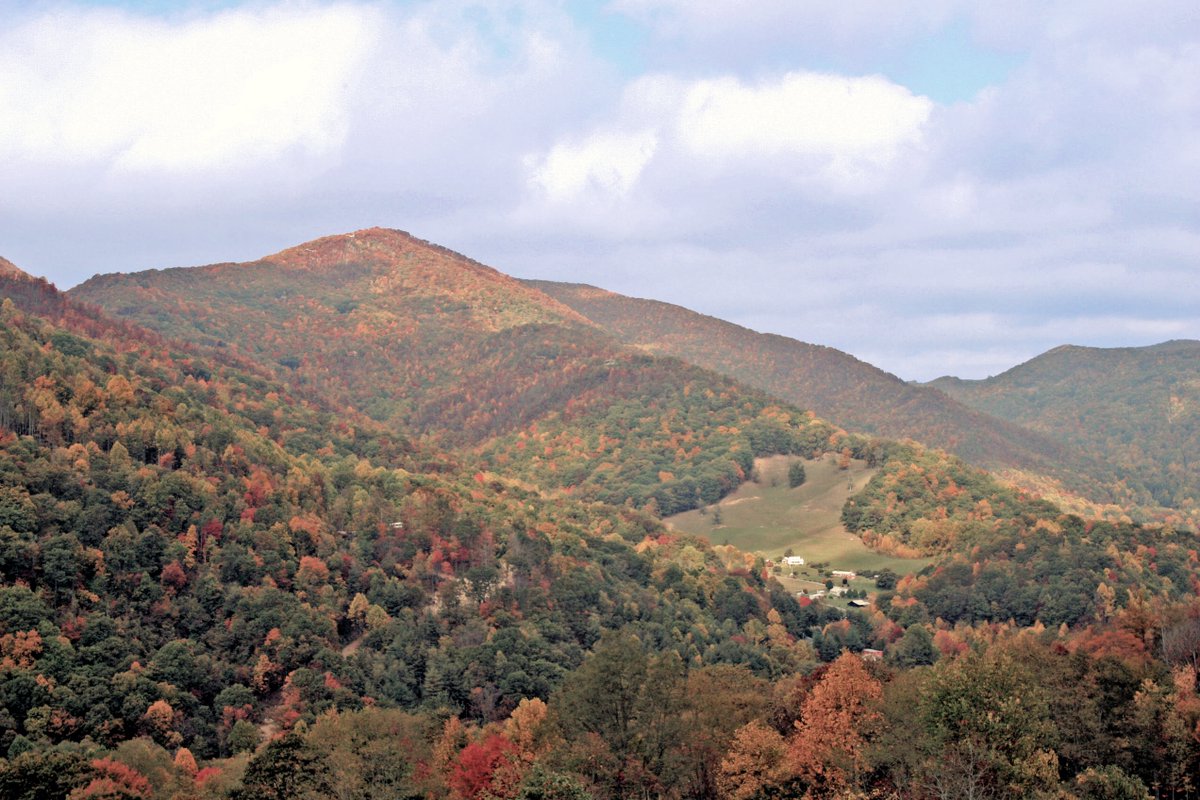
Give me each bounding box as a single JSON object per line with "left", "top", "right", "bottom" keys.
{"left": 666, "top": 454, "right": 933, "bottom": 576}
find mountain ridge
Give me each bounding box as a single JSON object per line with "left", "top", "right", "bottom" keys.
{"left": 525, "top": 279, "right": 1112, "bottom": 495}
{"left": 928, "top": 339, "right": 1200, "bottom": 387}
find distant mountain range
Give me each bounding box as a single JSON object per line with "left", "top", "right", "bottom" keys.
{"left": 526, "top": 280, "right": 1085, "bottom": 474}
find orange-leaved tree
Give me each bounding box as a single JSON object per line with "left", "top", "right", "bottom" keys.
{"left": 788, "top": 651, "right": 882, "bottom": 798}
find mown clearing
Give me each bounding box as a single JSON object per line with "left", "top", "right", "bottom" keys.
{"left": 666, "top": 454, "right": 932, "bottom": 576}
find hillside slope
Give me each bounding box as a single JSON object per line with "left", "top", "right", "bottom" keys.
{"left": 1, "top": 261, "right": 821, "bottom": 761}
{"left": 13, "top": 254, "right": 1200, "bottom": 799}
{"left": 526, "top": 280, "right": 1113, "bottom": 496}
{"left": 928, "top": 340, "right": 1200, "bottom": 518}
{"left": 71, "top": 230, "right": 847, "bottom": 515}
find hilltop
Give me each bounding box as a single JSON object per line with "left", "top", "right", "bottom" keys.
{"left": 0, "top": 256, "right": 31, "bottom": 281}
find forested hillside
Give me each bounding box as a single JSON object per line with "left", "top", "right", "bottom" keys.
{"left": 839, "top": 440, "right": 1200, "bottom": 629}
{"left": 1, "top": 268, "right": 837, "bottom": 795}
{"left": 71, "top": 230, "right": 847, "bottom": 516}
{"left": 6, "top": 237, "right": 1200, "bottom": 799}
{"left": 526, "top": 281, "right": 1117, "bottom": 502}
{"left": 930, "top": 341, "right": 1200, "bottom": 525}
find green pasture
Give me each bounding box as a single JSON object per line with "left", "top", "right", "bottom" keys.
{"left": 667, "top": 454, "right": 932, "bottom": 576}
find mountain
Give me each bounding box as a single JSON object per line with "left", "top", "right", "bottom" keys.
{"left": 1, "top": 259, "right": 824, "bottom": 770}
{"left": 71, "top": 229, "right": 590, "bottom": 430}
{"left": 71, "top": 229, "right": 852, "bottom": 516}
{"left": 927, "top": 340, "right": 1200, "bottom": 519}
{"left": 11, "top": 244, "right": 1200, "bottom": 798}
{"left": 525, "top": 281, "right": 1115, "bottom": 495}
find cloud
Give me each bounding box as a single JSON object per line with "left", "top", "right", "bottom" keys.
{"left": 521, "top": 70, "right": 934, "bottom": 212}
{"left": 527, "top": 128, "right": 658, "bottom": 202}
{"left": 675, "top": 72, "right": 933, "bottom": 164}
{"left": 0, "top": 4, "right": 379, "bottom": 174}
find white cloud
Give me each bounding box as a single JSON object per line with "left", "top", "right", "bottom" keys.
{"left": 528, "top": 129, "right": 658, "bottom": 201}
{"left": 522, "top": 70, "right": 933, "bottom": 209}
{"left": 676, "top": 72, "right": 933, "bottom": 163}
{"left": 0, "top": 4, "right": 379, "bottom": 173}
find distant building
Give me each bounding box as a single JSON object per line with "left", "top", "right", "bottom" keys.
{"left": 861, "top": 648, "right": 884, "bottom": 661}
{"left": 783, "top": 556, "right": 805, "bottom": 566}
{"left": 828, "top": 586, "right": 848, "bottom": 597}
{"left": 848, "top": 599, "right": 870, "bottom": 608}
{"left": 831, "top": 570, "right": 856, "bottom": 579}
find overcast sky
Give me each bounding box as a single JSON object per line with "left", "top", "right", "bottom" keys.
{"left": 2, "top": 1, "right": 1198, "bottom": 380}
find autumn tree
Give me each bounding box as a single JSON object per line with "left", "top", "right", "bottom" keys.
{"left": 449, "top": 733, "right": 517, "bottom": 800}
{"left": 718, "top": 721, "right": 790, "bottom": 800}
{"left": 787, "top": 652, "right": 882, "bottom": 797}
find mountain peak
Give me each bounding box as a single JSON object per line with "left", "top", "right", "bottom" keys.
{"left": 255, "top": 228, "right": 593, "bottom": 329}
{"left": 262, "top": 227, "right": 425, "bottom": 272}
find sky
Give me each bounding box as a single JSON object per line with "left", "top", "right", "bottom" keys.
{"left": 1, "top": 1, "right": 1198, "bottom": 381}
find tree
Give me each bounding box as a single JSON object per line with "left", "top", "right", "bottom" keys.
{"left": 552, "top": 631, "right": 685, "bottom": 800}
{"left": 718, "top": 720, "right": 790, "bottom": 800}
{"left": 788, "top": 652, "right": 882, "bottom": 797}
{"left": 226, "top": 719, "right": 261, "bottom": 754}
{"left": 173, "top": 747, "right": 198, "bottom": 777}
{"left": 68, "top": 758, "right": 151, "bottom": 800}
{"left": 890, "top": 625, "right": 938, "bottom": 668}
{"left": 678, "top": 665, "right": 769, "bottom": 800}
{"left": 875, "top": 569, "right": 898, "bottom": 590}
{"left": 515, "top": 765, "right": 592, "bottom": 800}
{"left": 0, "top": 749, "right": 91, "bottom": 800}
{"left": 305, "top": 708, "right": 431, "bottom": 800}
{"left": 449, "top": 733, "right": 516, "bottom": 800}
{"left": 910, "top": 647, "right": 1060, "bottom": 800}
{"left": 232, "top": 733, "right": 331, "bottom": 800}
{"left": 787, "top": 462, "right": 806, "bottom": 489}
{"left": 553, "top": 632, "right": 647, "bottom": 762}
{"left": 1161, "top": 617, "right": 1200, "bottom": 688}
{"left": 1073, "top": 765, "right": 1152, "bottom": 800}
